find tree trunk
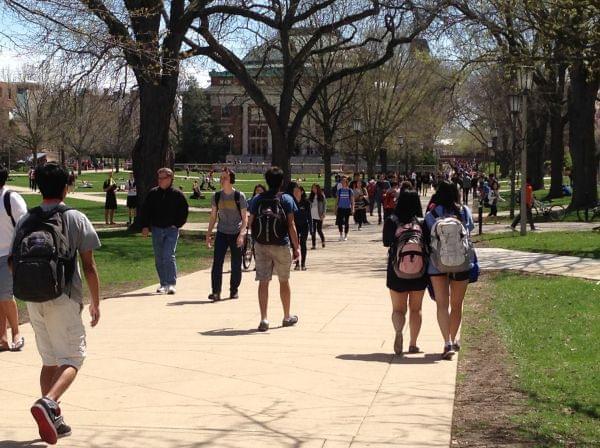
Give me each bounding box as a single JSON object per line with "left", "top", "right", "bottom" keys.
{"left": 379, "top": 148, "right": 388, "bottom": 176}
{"left": 322, "top": 145, "right": 333, "bottom": 197}
{"left": 547, "top": 65, "right": 567, "bottom": 199}
{"left": 115, "top": 155, "right": 120, "bottom": 173}
{"left": 509, "top": 140, "right": 517, "bottom": 219}
{"left": 76, "top": 155, "right": 82, "bottom": 176}
{"left": 527, "top": 102, "right": 547, "bottom": 191}
{"left": 132, "top": 79, "right": 178, "bottom": 228}
{"left": 270, "top": 128, "right": 292, "bottom": 185}
{"left": 567, "top": 63, "right": 599, "bottom": 209}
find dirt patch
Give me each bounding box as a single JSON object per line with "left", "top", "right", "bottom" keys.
{"left": 451, "top": 274, "right": 533, "bottom": 447}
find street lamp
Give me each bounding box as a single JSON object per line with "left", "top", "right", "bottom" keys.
{"left": 516, "top": 66, "right": 534, "bottom": 236}
{"left": 227, "top": 133, "right": 234, "bottom": 156}
{"left": 352, "top": 117, "right": 362, "bottom": 172}
{"left": 6, "top": 111, "right": 14, "bottom": 171}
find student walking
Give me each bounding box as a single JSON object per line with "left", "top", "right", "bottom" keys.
{"left": 141, "top": 168, "right": 189, "bottom": 295}
{"left": 289, "top": 184, "right": 310, "bottom": 270}
{"left": 0, "top": 165, "right": 27, "bottom": 353}
{"left": 383, "top": 190, "right": 427, "bottom": 356}
{"left": 248, "top": 167, "right": 300, "bottom": 332}
{"left": 424, "top": 181, "right": 474, "bottom": 360}
{"left": 335, "top": 176, "right": 354, "bottom": 241}
{"left": 308, "top": 183, "right": 326, "bottom": 249}
{"left": 511, "top": 177, "right": 536, "bottom": 231}
{"left": 383, "top": 181, "right": 399, "bottom": 220}
{"left": 486, "top": 173, "right": 500, "bottom": 223}
{"left": 126, "top": 173, "right": 137, "bottom": 225}
{"left": 206, "top": 168, "right": 248, "bottom": 301}
{"left": 10, "top": 163, "right": 101, "bottom": 444}
{"left": 103, "top": 172, "right": 117, "bottom": 225}
{"left": 353, "top": 179, "right": 368, "bottom": 230}
{"left": 375, "top": 174, "right": 391, "bottom": 224}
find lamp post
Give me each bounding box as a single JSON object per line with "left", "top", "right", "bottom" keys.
{"left": 491, "top": 127, "right": 498, "bottom": 177}
{"left": 227, "top": 133, "right": 234, "bottom": 159}
{"left": 7, "top": 111, "right": 14, "bottom": 172}
{"left": 352, "top": 117, "right": 362, "bottom": 172}
{"left": 509, "top": 93, "right": 522, "bottom": 222}
{"left": 516, "top": 67, "right": 534, "bottom": 236}
{"left": 398, "top": 135, "right": 405, "bottom": 175}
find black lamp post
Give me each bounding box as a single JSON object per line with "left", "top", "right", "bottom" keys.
{"left": 352, "top": 117, "right": 362, "bottom": 172}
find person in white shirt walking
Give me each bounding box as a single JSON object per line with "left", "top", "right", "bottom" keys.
{"left": 0, "top": 165, "right": 28, "bottom": 352}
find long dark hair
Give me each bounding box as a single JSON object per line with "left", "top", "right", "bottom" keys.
{"left": 435, "top": 180, "right": 461, "bottom": 215}
{"left": 394, "top": 190, "right": 423, "bottom": 224}
{"left": 285, "top": 181, "right": 299, "bottom": 196}
{"left": 309, "top": 183, "right": 325, "bottom": 203}
{"left": 252, "top": 184, "right": 266, "bottom": 198}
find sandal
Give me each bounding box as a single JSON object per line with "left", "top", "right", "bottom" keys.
{"left": 0, "top": 345, "right": 10, "bottom": 353}
{"left": 11, "top": 337, "right": 25, "bottom": 352}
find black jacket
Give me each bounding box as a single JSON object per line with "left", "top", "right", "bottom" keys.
{"left": 141, "top": 186, "right": 189, "bottom": 229}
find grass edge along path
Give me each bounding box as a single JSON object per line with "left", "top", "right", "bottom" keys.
{"left": 453, "top": 272, "right": 600, "bottom": 446}
{"left": 474, "top": 230, "right": 600, "bottom": 259}
{"left": 17, "top": 230, "right": 212, "bottom": 319}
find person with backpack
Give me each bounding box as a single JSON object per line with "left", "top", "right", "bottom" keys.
{"left": 424, "top": 180, "right": 475, "bottom": 360}
{"left": 248, "top": 167, "right": 300, "bottom": 332}
{"left": 382, "top": 181, "right": 399, "bottom": 220}
{"left": 383, "top": 190, "right": 427, "bottom": 356}
{"left": 352, "top": 179, "right": 368, "bottom": 230}
{"left": 334, "top": 176, "right": 354, "bottom": 241}
{"left": 289, "top": 184, "right": 310, "bottom": 271}
{"left": 0, "top": 165, "right": 27, "bottom": 353}
{"left": 461, "top": 172, "right": 472, "bottom": 204}
{"left": 141, "top": 167, "right": 189, "bottom": 295}
{"left": 308, "top": 183, "right": 326, "bottom": 249}
{"left": 206, "top": 167, "right": 248, "bottom": 301}
{"left": 374, "top": 174, "right": 390, "bottom": 224}
{"left": 9, "top": 162, "right": 101, "bottom": 444}
{"left": 486, "top": 173, "right": 500, "bottom": 223}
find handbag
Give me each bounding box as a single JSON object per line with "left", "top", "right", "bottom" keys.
{"left": 469, "top": 251, "right": 480, "bottom": 283}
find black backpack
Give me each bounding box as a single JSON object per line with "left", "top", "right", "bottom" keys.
{"left": 251, "top": 195, "right": 288, "bottom": 245}
{"left": 10, "top": 205, "right": 76, "bottom": 302}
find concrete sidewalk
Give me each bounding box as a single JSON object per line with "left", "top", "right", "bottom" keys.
{"left": 0, "top": 221, "right": 457, "bottom": 447}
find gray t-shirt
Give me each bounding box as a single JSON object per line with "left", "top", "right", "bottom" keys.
{"left": 13, "top": 203, "right": 101, "bottom": 304}
{"left": 211, "top": 190, "right": 248, "bottom": 235}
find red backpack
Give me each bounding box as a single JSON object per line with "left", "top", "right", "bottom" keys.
{"left": 383, "top": 190, "right": 397, "bottom": 210}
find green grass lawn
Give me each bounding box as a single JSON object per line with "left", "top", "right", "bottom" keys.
{"left": 21, "top": 195, "right": 209, "bottom": 223}
{"left": 490, "top": 273, "right": 600, "bottom": 445}
{"left": 17, "top": 230, "right": 211, "bottom": 314}
{"left": 474, "top": 231, "right": 600, "bottom": 259}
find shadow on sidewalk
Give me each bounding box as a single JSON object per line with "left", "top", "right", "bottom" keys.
{"left": 168, "top": 297, "right": 238, "bottom": 306}
{"left": 0, "top": 441, "right": 46, "bottom": 447}
{"left": 199, "top": 328, "right": 262, "bottom": 336}
{"left": 336, "top": 353, "right": 441, "bottom": 364}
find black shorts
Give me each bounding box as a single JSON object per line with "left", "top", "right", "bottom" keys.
{"left": 429, "top": 271, "right": 470, "bottom": 282}
{"left": 126, "top": 195, "right": 138, "bottom": 209}
{"left": 105, "top": 194, "right": 117, "bottom": 210}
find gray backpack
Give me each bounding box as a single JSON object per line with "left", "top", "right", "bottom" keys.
{"left": 429, "top": 207, "right": 473, "bottom": 273}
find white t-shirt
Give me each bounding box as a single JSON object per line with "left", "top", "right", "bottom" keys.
{"left": 310, "top": 199, "right": 320, "bottom": 220}
{"left": 0, "top": 187, "right": 28, "bottom": 257}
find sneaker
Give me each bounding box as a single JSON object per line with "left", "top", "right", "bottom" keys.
{"left": 408, "top": 345, "right": 421, "bottom": 354}
{"left": 338, "top": 235, "right": 343, "bottom": 241}
{"left": 230, "top": 291, "right": 239, "bottom": 299}
{"left": 311, "top": 245, "right": 316, "bottom": 250}
{"left": 166, "top": 285, "right": 176, "bottom": 295}
{"left": 509, "top": 226, "right": 517, "bottom": 232}
{"left": 56, "top": 419, "right": 72, "bottom": 439}
{"left": 301, "top": 266, "right": 307, "bottom": 271}
{"left": 441, "top": 343, "right": 455, "bottom": 360}
{"left": 30, "top": 397, "right": 60, "bottom": 444}
{"left": 156, "top": 286, "right": 166, "bottom": 294}
{"left": 343, "top": 235, "right": 348, "bottom": 241}
{"left": 322, "top": 242, "right": 325, "bottom": 248}
{"left": 258, "top": 319, "right": 269, "bottom": 332}
{"left": 294, "top": 263, "right": 300, "bottom": 271}
{"left": 393, "top": 332, "right": 403, "bottom": 356}
{"left": 208, "top": 293, "right": 221, "bottom": 302}
{"left": 357, "top": 227, "right": 362, "bottom": 231}
{"left": 282, "top": 315, "right": 299, "bottom": 327}
{"left": 452, "top": 341, "right": 461, "bottom": 352}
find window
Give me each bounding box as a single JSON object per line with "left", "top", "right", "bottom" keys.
{"left": 249, "top": 106, "right": 264, "bottom": 123}
{"left": 249, "top": 125, "right": 268, "bottom": 156}
{"left": 221, "top": 105, "right": 231, "bottom": 118}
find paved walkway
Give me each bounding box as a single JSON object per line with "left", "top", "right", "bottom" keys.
{"left": 0, "top": 221, "right": 457, "bottom": 447}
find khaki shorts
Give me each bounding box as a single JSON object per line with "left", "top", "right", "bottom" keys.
{"left": 254, "top": 243, "right": 292, "bottom": 282}
{"left": 27, "top": 295, "right": 86, "bottom": 369}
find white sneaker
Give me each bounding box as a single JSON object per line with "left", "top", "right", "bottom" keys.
{"left": 343, "top": 235, "right": 348, "bottom": 241}
{"left": 167, "top": 285, "right": 176, "bottom": 295}
{"left": 156, "top": 286, "right": 166, "bottom": 294}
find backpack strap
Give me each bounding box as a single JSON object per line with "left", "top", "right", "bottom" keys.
{"left": 3, "top": 191, "right": 15, "bottom": 227}
{"left": 430, "top": 208, "right": 439, "bottom": 219}
{"left": 214, "top": 191, "right": 221, "bottom": 212}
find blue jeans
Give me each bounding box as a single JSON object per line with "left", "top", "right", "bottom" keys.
{"left": 151, "top": 226, "right": 179, "bottom": 286}
{"left": 211, "top": 231, "right": 242, "bottom": 294}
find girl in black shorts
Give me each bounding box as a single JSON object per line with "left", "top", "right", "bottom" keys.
{"left": 382, "top": 190, "right": 427, "bottom": 356}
